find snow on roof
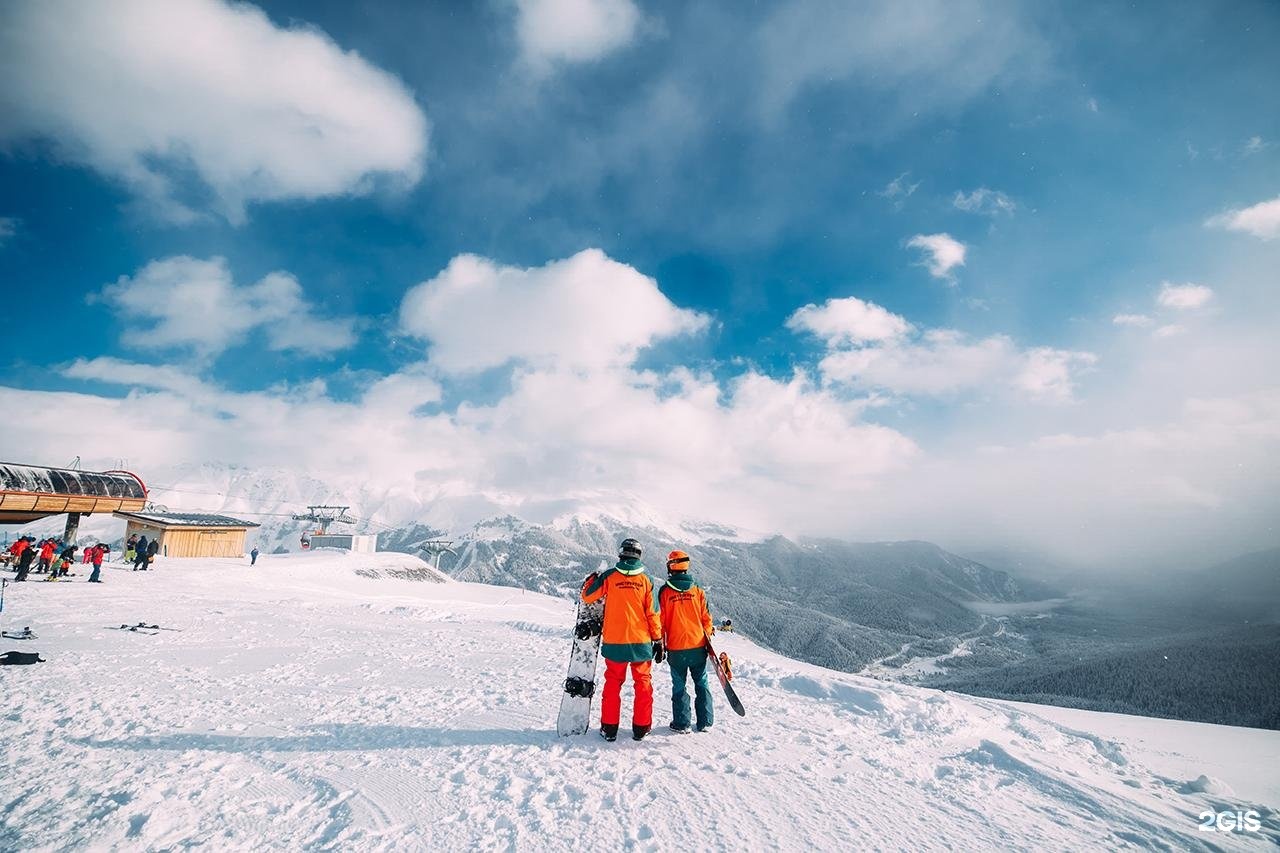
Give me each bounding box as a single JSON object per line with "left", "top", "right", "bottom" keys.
{"left": 115, "top": 511, "right": 260, "bottom": 529}
{"left": 0, "top": 462, "right": 147, "bottom": 499}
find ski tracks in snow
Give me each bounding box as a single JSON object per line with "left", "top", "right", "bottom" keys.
{"left": 1, "top": 557, "right": 1276, "bottom": 851}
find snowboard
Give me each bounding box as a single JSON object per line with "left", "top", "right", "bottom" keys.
{"left": 705, "top": 634, "right": 746, "bottom": 717}
{"left": 557, "top": 592, "right": 605, "bottom": 736}
{"left": 1, "top": 628, "right": 36, "bottom": 641}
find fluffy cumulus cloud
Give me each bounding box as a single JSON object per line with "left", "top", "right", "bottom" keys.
{"left": 399, "top": 249, "right": 707, "bottom": 374}
{"left": 906, "top": 233, "right": 967, "bottom": 280}
{"left": 514, "top": 0, "right": 641, "bottom": 69}
{"left": 792, "top": 298, "right": 1095, "bottom": 403}
{"left": 1112, "top": 314, "right": 1153, "bottom": 327}
{"left": 1206, "top": 195, "right": 1280, "bottom": 240}
{"left": 95, "top": 256, "right": 357, "bottom": 357}
{"left": 1157, "top": 282, "right": 1214, "bottom": 311}
{"left": 0, "top": 0, "right": 428, "bottom": 223}
{"left": 786, "top": 296, "right": 912, "bottom": 346}
{"left": 953, "top": 188, "right": 1016, "bottom": 216}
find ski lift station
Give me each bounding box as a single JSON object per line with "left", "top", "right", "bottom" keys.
{"left": 293, "top": 506, "right": 375, "bottom": 553}
{"left": 113, "top": 510, "right": 260, "bottom": 558}
{"left": 0, "top": 461, "right": 148, "bottom": 540}
{"left": 309, "top": 533, "right": 377, "bottom": 553}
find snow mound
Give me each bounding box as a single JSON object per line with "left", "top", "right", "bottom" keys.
{"left": 1, "top": 553, "right": 1276, "bottom": 850}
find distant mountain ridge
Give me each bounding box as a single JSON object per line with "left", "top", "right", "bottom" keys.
{"left": 17, "top": 461, "right": 1045, "bottom": 674}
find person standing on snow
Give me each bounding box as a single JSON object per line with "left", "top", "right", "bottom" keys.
{"left": 88, "top": 544, "right": 107, "bottom": 583}
{"left": 580, "top": 538, "right": 664, "bottom": 742}
{"left": 132, "top": 535, "right": 149, "bottom": 571}
{"left": 658, "top": 550, "right": 715, "bottom": 732}
{"left": 124, "top": 534, "right": 138, "bottom": 564}
{"left": 13, "top": 537, "right": 36, "bottom": 582}
{"left": 250, "top": 546, "right": 259, "bottom": 566}
{"left": 36, "top": 539, "right": 55, "bottom": 574}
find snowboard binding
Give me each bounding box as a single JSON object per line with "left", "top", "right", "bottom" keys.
{"left": 564, "top": 676, "right": 595, "bottom": 698}
{"left": 574, "top": 616, "right": 603, "bottom": 641}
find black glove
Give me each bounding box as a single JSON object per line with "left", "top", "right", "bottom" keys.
{"left": 653, "top": 641, "right": 665, "bottom": 664}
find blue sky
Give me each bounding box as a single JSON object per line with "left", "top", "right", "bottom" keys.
{"left": 1, "top": 0, "right": 1278, "bottom": 567}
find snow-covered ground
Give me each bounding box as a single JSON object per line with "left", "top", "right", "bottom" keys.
{"left": 1, "top": 551, "right": 1276, "bottom": 850}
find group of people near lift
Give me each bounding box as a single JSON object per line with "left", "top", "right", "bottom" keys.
{"left": 582, "top": 538, "right": 717, "bottom": 742}
{"left": 5, "top": 536, "right": 111, "bottom": 583}
{"left": 4, "top": 532, "right": 159, "bottom": 583}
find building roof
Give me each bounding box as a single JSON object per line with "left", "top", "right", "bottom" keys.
{"left": 1, "top": 462, "right": 147, "bottom": 499}
{"left": 114, "top": 511, "right": 260, "bottom": 529}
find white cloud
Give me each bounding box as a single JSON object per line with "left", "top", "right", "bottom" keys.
{"left": 907, "top": 233, "right": 967, "bottom": 280}
{"left": 399, "top": 249, "right": 708, "bottom": 374}
{"left": 1153, "top": 324, "right": 1186, "bottom": 339}
{"left": 1086, "top": 97, "right": 1099, "bottom": 113}
{"left": 1242, "top": 136, "right": 1266, "bottom": 156}
{"left": 0, "top": 217, "right": 19, "bottom": 244}
{"left": 0, "top": 0, "right": 428, "bottom": 223}
{"left": 820, "top": 330, "right": 1016, "bottom": 396}
{"left": 1112, "top": 314, "right": 1153, "bottom": 327}
{"left": 515, "top": 0, "right": 641, "bottom": 69}
{"left": 878, "top": 172, "right": 920, "bottom": 208}
{"left": 755, "top": 0, "right": 1044, "bottom": 122}
{"left": 953, "top": 188, "right": 1016, "bottom": 216}
{"left": 96, "top": 256, "right": 357, "bottom": 356}
{"left": 786, "top": 296, "right": 912, "bottom": 346}
{"left": 27, "top": 354, "right": 918, "bottom": 533}
{"left": 1014, "top": 347, "right": 1098, "bottom": 403}
{"left": 800, "top": 298, "right": 1097, "bottom": 403}
{"left": 1156, "top": 282, "right": 1214, "bottom": 311}
{"left": 1206, "top": 196, "right": 1280, "bottom": 240}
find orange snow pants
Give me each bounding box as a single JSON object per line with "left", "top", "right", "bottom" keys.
{"left": 600, "top": 659, "right": 653, "bottom": 728}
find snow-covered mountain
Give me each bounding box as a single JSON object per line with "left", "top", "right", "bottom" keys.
{"left": 2, "top": 551, "right": 1276, "bottom": 850}
{"left": 13, "top": 462, "right": 1045, "bottom": 677}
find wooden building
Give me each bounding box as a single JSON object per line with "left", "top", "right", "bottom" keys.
{"left": 113, "top": 511, "right": 259, "bottom": 558}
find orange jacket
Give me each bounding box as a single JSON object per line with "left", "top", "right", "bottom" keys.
{"left": 658, "top": 577, "right": 713, "bottom": 652}
{"left": 582, "top": 561, "right": 662, "bottom": 662}
{"left": 39, "top": 541, "right": 55, "bottom": 560}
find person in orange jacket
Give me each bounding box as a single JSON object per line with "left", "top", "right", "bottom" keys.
{"left": 581, "top": 538, "right": 664, "bottom": 742}
{"left": 658, "top": 550, "right": 716, "bottom": 732}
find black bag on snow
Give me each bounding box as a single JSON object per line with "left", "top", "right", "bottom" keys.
{"left": 0, "top": 651, "right": 45, "bottom": 665}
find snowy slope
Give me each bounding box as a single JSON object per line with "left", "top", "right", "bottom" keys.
{"left": 1, "top": 553, "right": 1277, "bottom": 850}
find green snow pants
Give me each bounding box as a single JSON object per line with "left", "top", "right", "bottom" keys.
{"left": 667, "top": 647, "right": 713, "bottom": 730}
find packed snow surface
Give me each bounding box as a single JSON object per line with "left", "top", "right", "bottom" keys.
{"left": 2, "top": 551, "right": 1276, "bottom": 851}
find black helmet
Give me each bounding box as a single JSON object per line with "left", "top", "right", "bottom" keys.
{"left": 619, "top": 538, "right": 642, "bottom": 560}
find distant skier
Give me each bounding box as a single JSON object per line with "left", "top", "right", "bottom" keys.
{"left": 36, "top": 539, "right": 55, "bottom": 574}
{"left": 57, "top": 545, "right": 77, "bottom": 577}
{"left": 133, "top": 536, "right": 149, "bottom": 571}
{"left": 145, "top": 538, "right": 159, "bottom": 569}
{"left": 658, "top": 550, "right": 715, "bottom": 733}
{"left": 13, "top": 538, "right": 36, "bottom": 582}
{"left": 124, "top": 534, "right": 138, "bottom": 564}
{"left": 250, "top": 546, "right": 259, "bottom": 566}
{"left": 7, "top": 536, "right": 31, "bottom": 569}
{"left": 580, "top": 538, "right": 663, "bottom": 742}
{"left": 88, "top": 544, "right": 107, "bottom": 583}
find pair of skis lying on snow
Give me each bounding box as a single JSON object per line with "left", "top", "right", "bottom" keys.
{"left": 557, "top": 582, "right": 745, "bottom": 737}
{"left": 110, "top": 622, "right": 182, "bottom": 635}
